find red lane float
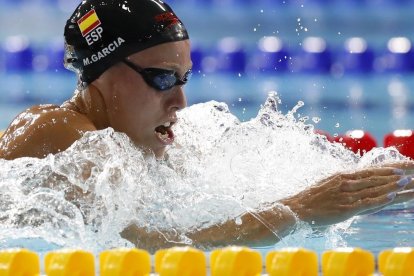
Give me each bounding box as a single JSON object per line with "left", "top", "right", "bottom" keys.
{"left": 334, "top": 130, "right": 377, "bottom": 156}
{"left": 384, "top": 130, "right": 414, "bottom": 159}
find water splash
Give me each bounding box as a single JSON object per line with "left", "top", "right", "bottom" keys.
{"left": 0, "top": 93, "right": 407, "bottom": 253}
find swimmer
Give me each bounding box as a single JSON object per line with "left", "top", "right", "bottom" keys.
{"left": 0, "top": 0, "right": 413, "bottom": 252}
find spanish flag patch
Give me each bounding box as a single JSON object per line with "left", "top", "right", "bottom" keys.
{"left": 77, "top": 9, "right": 101, "bottom": 37}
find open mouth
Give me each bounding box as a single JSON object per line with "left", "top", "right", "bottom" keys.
{"left": 155, "top": 122, "right": 175, "bottom": 144}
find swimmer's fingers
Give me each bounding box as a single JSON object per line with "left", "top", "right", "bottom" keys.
{"left": 353, "top": 176, "right": 413, "bottom": 212}
{"left": 341, "top": 167, "right": 403, "bottom": 181}
{"left": 385, "top": 161, "right": 414, "bottom": 175}
{"left": 340, "top": 174, "right": 404, "bottom": 192}
{"left": 358, "top": 190, "right": 414, "bottom": 216}
{"left": 345, "top": 176, "right": 412, "bottom": 202}
{"left": 352, "top": 192, "right": 396, "bottom": 215}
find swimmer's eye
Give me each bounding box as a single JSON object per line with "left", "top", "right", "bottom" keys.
{"left": 123, "top": 59, "right": 192, "bottom": 91}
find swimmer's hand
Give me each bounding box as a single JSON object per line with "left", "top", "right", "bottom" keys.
{"left": 280, "top": 164, "right": 414, "bottom": 227}
{"left": 121, "top": 162, "right": 414, "bottom": 252}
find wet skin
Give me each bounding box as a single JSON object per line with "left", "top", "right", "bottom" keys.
{"left": 0, "top": 40, "right": 191, "bottom": 160}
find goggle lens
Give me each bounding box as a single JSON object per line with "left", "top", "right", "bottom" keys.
{"left": 123, "top": 59, "right": 192, "bottom": 91}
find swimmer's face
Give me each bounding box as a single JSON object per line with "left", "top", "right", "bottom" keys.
{"left": 94, "top": 40, "right": 191, "bottom": 158}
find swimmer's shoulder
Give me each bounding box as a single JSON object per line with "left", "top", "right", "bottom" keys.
{"left": 0, "top": 104, "right": 96, "bottom": 160}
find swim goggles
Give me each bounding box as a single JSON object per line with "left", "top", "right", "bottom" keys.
{"left": 123, "top": 59, "right": 192, "bottom": 91}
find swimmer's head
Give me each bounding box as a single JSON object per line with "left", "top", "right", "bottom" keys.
{"left": 64, "top": 0, "right": 189, "bottom": 85}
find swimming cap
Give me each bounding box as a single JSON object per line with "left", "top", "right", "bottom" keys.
{"left": 64, "top": 0, "right": 189, "bottom": 84}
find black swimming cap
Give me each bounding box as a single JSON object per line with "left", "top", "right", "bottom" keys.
{"left": 64, "top": 0, "right": 189, "bottom": 84}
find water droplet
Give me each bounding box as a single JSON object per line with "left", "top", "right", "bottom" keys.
{"left": 335, "top": 123, "right": 340, "bottom": 128}
{"left": 312, "top": 117, "right": 321, "bottom": 123}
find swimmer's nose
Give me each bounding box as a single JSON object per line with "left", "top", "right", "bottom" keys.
{"left": 168, "top": 86, "right": 187, "bottom": 111}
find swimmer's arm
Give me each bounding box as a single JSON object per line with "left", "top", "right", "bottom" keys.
{"left": 187, "top": 205, "right": 298, "bottom": 247}
{"left": 189, "top": 163, "right": 414, "bottom": 248}
{"left": 120, "top": 205, "right": 297, "bottom": 252}
{"left": 121, "top": 163, "right": 414, "bottom": 252}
